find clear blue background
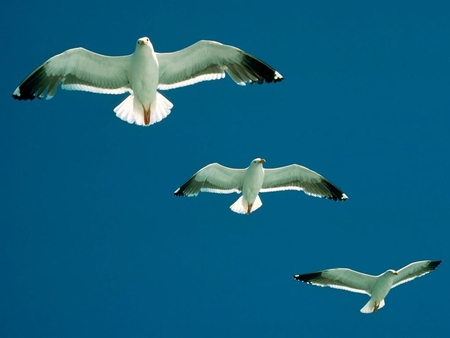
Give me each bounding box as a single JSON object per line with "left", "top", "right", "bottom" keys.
{"left": 1, "top": 1, "right": 449, "bottom": 337}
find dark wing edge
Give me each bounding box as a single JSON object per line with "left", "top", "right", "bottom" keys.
{"left": 293, "top": 268, "right": 373, "bottom": 295}
{"left": 13, "top": 65, "right": 54, "bottom": 100}
{"left": 318, "top": 178, "right": 349, "bottom": 201}
{"left": 392, "top": 260, "right": 442, "bottom": 289}
{"left": 173, "top": 164, "right": 244, "bottom": 197}
{"left": 174, "top": 174, "right": 204, "bottom": 197}
{"left": 293, "top": 271, "right": 323, "bottom": 284}
{"left": 262, "top": 165, "right": 348, "bottom": 201}
{"left": 235, "top": 52, "right": 284, "bottom": 85}
{"left": 157, "top": 40, "right": 283, "bottom": 89}
{"left": 13, "top": 48, "right": 131, "bottom": 101}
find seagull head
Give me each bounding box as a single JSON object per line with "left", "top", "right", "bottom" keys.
{"left": 251, "top": 158, "right": 266, "bottom": 166}
{"left": 387, "top": 269, "right": 398, "bottom": 275}
{"left": 137, "top": 37, "right": 153, "bottom": 49}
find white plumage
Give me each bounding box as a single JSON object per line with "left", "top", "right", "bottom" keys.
{"left": 293, "top": 260, "right": 442, "bottom": 313}
{"left": 13, "top": 37, "right": 283, "bottom": 126}
{"left": 174, "top": 158, "right": 348, "bottom": 214}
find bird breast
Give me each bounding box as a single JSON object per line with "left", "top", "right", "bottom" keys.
{"left": 130, "top": 49, "right": 159, "bottom": 103}
{"left": 371, "top": 274, "right": 395, "bottom": 301}
{"left": 242, "top": 167, "right": 265, "bottom": 202}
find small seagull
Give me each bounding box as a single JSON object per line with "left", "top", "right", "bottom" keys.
{"left": 174, "top": 158, "right": 348, "bottom": 214}
{"left": 293, "top": 260, "right": 442, "bottom": 314}
{"left": 12, "top": 37, "right": 283, "bottom": 126}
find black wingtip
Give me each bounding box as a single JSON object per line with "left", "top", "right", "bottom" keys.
{"left": 13, "top": 65, "right": 53, "bottom": 101}
{"left": 242, "top": 54, "right": 283, "bottom": 84}
{"left": 174, "top": 181, "right": 189, "bottom": 197}
{"left": 12, "top": 92, "right": 38, "bottom": 101}
{"left": 322, "top": 179, "right": 348, "bottom": 201}
{"left": 428, "top": 260, "right": 442, "bottom": 270}
{"left": 293, "top": 271, "right": 321, "bottom": 283}
{"left": 174, "top": 189, "right": 185, "bottom": 197}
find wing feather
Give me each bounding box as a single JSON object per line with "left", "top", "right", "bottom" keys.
{"left": 174, "top": 163, "right": 246, "bottom": 196}
{"left": 293, "top": 268, "right": 377, "bottom": 295}
{"left": 157, "top": 40, "right": 283, "bottom": 90}
{"left": 261, "top": 164, "right": 348, "bottom": 201}
{"left": 13, "top": 48, "right": 132, "bottom": 100}
{"left": 392, "top": 260, "right": 442, "bottom": 289}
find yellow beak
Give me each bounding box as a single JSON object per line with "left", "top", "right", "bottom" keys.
{"left": 259, "top": 159, "right": 266, "bottom": 163}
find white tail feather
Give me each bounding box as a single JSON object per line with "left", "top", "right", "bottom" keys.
{"left": 113, "top": 93, "right": 173, "bottom": 126}
{"left": 251, "top": 195, "right": 263, "bottom": 213}
{"left": 229, "top": 195, "right": 262, "bottom": 214}
{"left": 151, "top": 92, "right": 173, "bottom": 125}
{"left": 360, "top": 299, "right": 385, "bottom": 314}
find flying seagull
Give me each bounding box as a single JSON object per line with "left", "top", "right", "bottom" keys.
{"left": 174, "top": 158, "right": 348, "bottom": 214}
{"left": 293, "top": 260, "right": 442, "bottom": 314}
{"left": 12, "top": 37, "right": 283, "bottom": 126}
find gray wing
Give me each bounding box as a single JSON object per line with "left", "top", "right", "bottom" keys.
{"left": 392, "top": 260, "right": 442, "bottom": 289}
{"left": 13, "top": 48, "right": 132, "bottom": 100}
{"left": 293, "top": 268, "right": 377, "bottom": 295}
{"left": 156, "top": 40, "right": 283, "bottom": 90}
{"left": 174, "top": 163, "right": 246, "bottom": 196}
{"left": 261, "top": 164, "right": 348, "bottom": 201}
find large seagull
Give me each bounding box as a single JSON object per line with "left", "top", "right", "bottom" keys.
{"left": 293, "top": 260, "right": 442, "bottom": 313}
{"left": 174, "top": 158, "right": 348, "bottom": 214}
{"left": 12, "top": 37, "right": 283, "bottom": 126}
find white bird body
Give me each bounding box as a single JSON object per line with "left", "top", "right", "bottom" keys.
{"left": 174, "top": 158, "right": 348, "bottom": 214}
{"left": 130, "top": 38, "right": 159, "bottom": 104}
{"left": 230, "top": 159, "right": 265, "bottom": 214}
{"left": 293, "top": 260, "right": 442, "bottom": 314}
{"left": 117, "top": 37, "right": 168, "bottom": 126}
{"left": 13, "top": 37, "right": 283, "bottom": 126}
{"left": 360, "top": 270, "right": 397, "bottom": 313}
{"left": 242, "top": 161, "right": 265, "bottom": 203}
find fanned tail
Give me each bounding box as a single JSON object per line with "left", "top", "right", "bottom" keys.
{"left": 151, "top": 92, "right": 173, "bottom": 125}
{"left": 229, "top": 195, "right": 262, "bottom": 214}
{"left": 113, "top": 92, "right": 173, "bottom": 126}
{"left": 360, "top": 299, "right": 385, "bottom": 314}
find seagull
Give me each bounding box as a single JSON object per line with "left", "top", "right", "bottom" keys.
{"left": 293, "top": 260, "right": 442, "bottom": 314}
{"left": 12, "top": 37, "right": 283, "bottom": 126}
{"left": 174, "top": 158, "right": 348, "bottom": 214}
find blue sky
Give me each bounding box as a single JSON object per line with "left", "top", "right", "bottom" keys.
{"left": 1, "top": 1, "right": 449, "bottom": 337}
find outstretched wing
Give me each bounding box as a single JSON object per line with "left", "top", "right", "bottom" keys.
{"left": 293, "top": 268, "right": 377, "bottom": 295}
{"left": 13, "top": 48, "right": 132, "bottom": 100}
{"left": 392, "top": 260, "right": 442, "bottom": 289}
{"left": 261, "top": 164, "right": 348, "bottom": 201}
{"left": 157, "top": 40, "right": 283, "bottom": 90}
{"left": 174, "top": 163, "right": 246, "bottom": 196}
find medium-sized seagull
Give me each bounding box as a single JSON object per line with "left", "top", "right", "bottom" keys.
{"left": 12, "top": 37, "right": 283, "bottom": 126}
{"left": 174, "top": 158, "right": 348, "bottom": 214}
{"left": 293, "top": 260, "right": 442, "bottom": 314}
